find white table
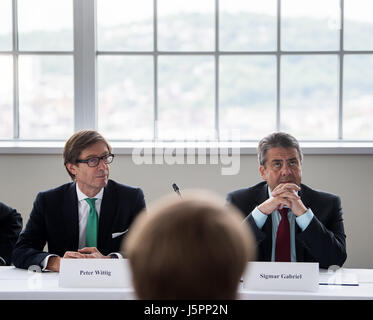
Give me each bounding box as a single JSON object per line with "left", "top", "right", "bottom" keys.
{"left": 238, "top": 268, "right": 373, "bottom": 300}
{"left": 0, "top": 267, "right": 135, "bottom": 300}
{"left": 0, "top": 267, "right": 373, "bottom": 300}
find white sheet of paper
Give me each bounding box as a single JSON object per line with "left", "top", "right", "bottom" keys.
{"left": 319, "top": 269, "right": 359, "bottom": 286}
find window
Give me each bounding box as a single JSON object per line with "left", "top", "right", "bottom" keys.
{"left": 1, "top": 0, "right": 73, "bottom": 140}
{"left": 1, "top": 0, "right": 373, "bottom": 143}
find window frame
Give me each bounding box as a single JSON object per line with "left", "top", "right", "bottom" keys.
{"left": 1, "top": 0, "right": 373, "bottom": 154}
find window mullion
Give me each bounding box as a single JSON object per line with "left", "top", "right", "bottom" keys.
{"left": 73, "top": 0, "right": 97, "bottom": 131}
{"left": 154, "top": 0, "right": 158, "bottom": 141}
{"left": 12, "top": 0, "right": 19, "bottom": 139}
{"left": 338, "top": 0, "right": 344, "bottom": 140}
{"left": 276, "top": 0, "right": 281, "bottom": 132}
{"left": 215, "top": 0, "right": 219, "bottom": 141}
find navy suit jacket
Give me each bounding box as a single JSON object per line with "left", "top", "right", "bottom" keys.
{"left": 0, "top": 202, "right": 23, "bottom": 265}
{"left": 12, "top": 179, "right": 145, "bottom": 269}
{"left": 227, "top": 182, "right": 347, "bottom": 269}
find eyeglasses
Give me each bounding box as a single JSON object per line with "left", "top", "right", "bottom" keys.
{"left": 76, "top": 153, "right": 114, "bottom": 167}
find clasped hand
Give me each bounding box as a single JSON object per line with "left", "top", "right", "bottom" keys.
{"left": 63, "top": 247, "right": 108, "bottom": 259}
{"left": 258, "top": 183, "right": 307, "bottom": 217}
{"left": 46, "top": 247, "right": 109, "bottom": 272}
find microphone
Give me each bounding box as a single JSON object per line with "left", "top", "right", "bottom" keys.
{"left": 172, "top": 183, "right": 182, "bottom": 198}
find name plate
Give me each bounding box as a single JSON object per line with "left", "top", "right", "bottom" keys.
{"left": 243, "top": 262, "right": 319, "bottom": 292}
{"left": 59, "top": 258, "right": 132, "bottom": 288}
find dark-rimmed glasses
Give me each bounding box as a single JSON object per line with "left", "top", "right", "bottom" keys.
{"left": 76, "top": 153, "right": 114, "bottom": 167}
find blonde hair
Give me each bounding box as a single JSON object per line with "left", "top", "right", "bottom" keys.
{"left": 123, "top": 190, "right": 256, "bottom": 300}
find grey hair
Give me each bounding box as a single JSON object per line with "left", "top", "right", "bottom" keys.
{"left": 258, "top": 132, "right": 303, "bottom": 167}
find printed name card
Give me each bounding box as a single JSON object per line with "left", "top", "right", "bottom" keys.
{"left": 243, "top": 262, "right": 319, "bottom": 292}
{"left": 59, "top": 258, "right": 132, "bottom": 288}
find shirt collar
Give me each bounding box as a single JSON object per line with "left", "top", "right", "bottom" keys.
{"left": 75, "top": 182, "right": 104, "bottom": 201}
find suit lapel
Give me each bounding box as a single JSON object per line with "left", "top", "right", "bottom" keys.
{"left": 98, "top": 181, "right": 117, "bottom": 249}
{"left": 299, "top": 184, "right": 311, "bottom": 210}
{"left": 257, "top": 183, "right": 269, "bottom": 208}
{"left": 295, "top": 184, "right": 310, "bottom": 261}
{"left": 295, "top": 224, "right": 304, "bottom": 262}
{"left": 63, "top": 182, "right": 79, "bottom": 250}
{"left": 260, "top": 183, "right": 273, "bottom": 261}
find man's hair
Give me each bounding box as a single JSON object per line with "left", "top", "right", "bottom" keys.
{"left": 63, "top": 129, "right": 112, "bottom": 180}
{"left": 123, "top": 190, "right": 256, "bottom": 300}
{"left": 258, "top": 132, "right": 303, "bottom": 167}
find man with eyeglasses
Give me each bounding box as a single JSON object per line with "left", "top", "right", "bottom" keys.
{"left": 12, "top": 130, "right": 146, "bottom": 272}
{"left": 227, "top": 132, "right": 347, "bottom": 269}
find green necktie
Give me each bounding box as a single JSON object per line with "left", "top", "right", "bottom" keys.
{"left": 85, "top": 198, "right": 98, "bottom": 247}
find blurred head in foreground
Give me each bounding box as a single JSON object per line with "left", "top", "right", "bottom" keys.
{"left": 123, "top": 190, "right": 256, "bottom": 300}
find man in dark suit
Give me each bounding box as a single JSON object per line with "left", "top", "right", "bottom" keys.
{"left": 12, "top": 130, "right": 145, "bottom": 271}
{"left": 0, "top": 202, "right": 22, "bottom": 266}
{"left": 227, "top": 132, "right": 346, "bottom": 269}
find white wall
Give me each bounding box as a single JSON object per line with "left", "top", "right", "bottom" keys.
{"left": 0, "top": 153, "right": 372, "bottom": 268}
